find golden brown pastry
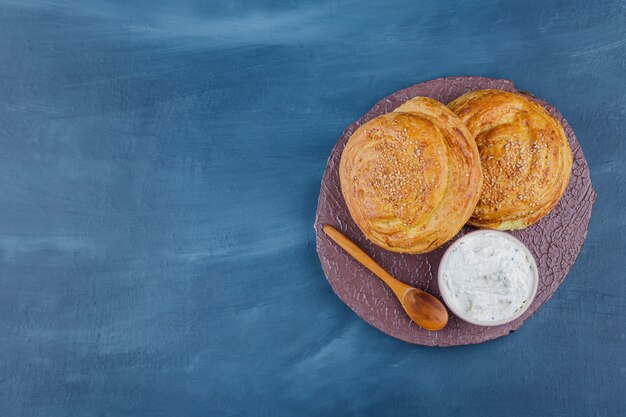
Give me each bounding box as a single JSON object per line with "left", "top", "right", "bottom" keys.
{"left": 339, "top": 97, "right": 483, "bottom": 253}
{"left": 448, "top": 89, "right": 572, "bottom": 230}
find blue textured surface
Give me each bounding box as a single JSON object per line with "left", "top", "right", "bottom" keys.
{"left": 0, "top": 1, "right": 624, "bottom": 416}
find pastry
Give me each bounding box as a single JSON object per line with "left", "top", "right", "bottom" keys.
{"left": 448, "top": 89, "right": 573, "bottom": 230}
{"left": 339, "top": 97, "right": 483, "bottom": 253}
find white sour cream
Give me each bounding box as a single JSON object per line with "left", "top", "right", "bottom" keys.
{"left": 440, "top": 232, "right": 536, "bottom": 323}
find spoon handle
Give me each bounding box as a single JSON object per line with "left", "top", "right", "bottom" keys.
{"left": 323, "top": 225, "right": 411, "bottom": 297}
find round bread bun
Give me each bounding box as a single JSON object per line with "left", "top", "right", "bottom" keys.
{"left": 448, "top": 89, "right": 573, "bottom": 230}
{"left": 339, "top": 96, "right": 483, "bottom": 253}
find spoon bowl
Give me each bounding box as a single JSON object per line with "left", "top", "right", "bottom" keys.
{"left": 402, "top": 288, "right": 448, "bottom": 331}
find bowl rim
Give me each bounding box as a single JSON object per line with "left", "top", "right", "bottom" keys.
{"left": 438, "top": 229, "right": 539, "bottom": 327}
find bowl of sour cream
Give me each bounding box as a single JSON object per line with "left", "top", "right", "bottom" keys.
{"left": 438, "top": 230, "right": 538, "bottom": 326}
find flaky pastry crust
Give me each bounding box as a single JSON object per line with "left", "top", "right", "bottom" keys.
{"left": 448, "top": 89, "right": 573, "bottom": 230}
{"left": 339, "top": 97, "right": 483, "bottom": 253}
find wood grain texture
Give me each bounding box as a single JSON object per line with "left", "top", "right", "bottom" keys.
{"left": 315, "top": 77, "right": 596, "bottom": 346}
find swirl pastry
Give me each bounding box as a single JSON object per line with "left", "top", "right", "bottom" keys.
{"left": 448, "top": 89, "right": 573, "bottom": 230}
{"left": 339, "top": 97, "right": 483, "bottom": 253}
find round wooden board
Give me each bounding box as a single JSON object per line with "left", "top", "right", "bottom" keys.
{"left": 314, "top": 77, "right": 596, "bottom": 346}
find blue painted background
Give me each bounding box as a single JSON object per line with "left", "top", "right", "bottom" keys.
{"left": 0, "top": 1, "right": 624, "bottom": 416}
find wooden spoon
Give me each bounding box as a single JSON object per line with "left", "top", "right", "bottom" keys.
{"left": 323, "top": 225, "right": 448, "bottom": 331}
